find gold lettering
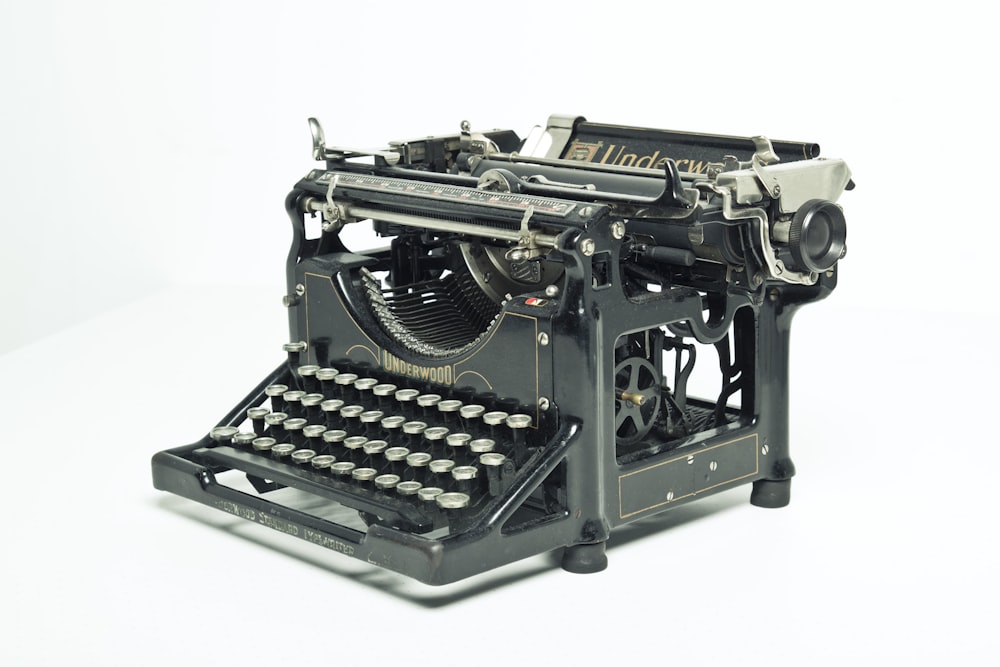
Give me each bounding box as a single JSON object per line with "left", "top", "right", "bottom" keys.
{"left": 618, "top": 153, "right": 638, "bottom": 167}
{"left": 599, "top": 144, "right": 617, "bottom": 164}
{"left": 633, "top": 151, "right": 660, "bottom": 169}
{"left": 686, "top": 160, "right": 709, "bottom": 174}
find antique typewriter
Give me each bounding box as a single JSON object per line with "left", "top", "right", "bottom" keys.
{"left": 152, "top": 114, "right": 851, "bottom": 584}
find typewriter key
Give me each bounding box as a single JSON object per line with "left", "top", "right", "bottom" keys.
{"left": 384, "top": 446, "right": 410, "bottom": 475}
{"left": 310, "top": 454, "right": 336, "bottom": 470}
{"left": 506, "top": 414, "right": 532, "bottom": 464}
{"left": 417, "top": 487, "right": 443, "bottom": 502}
{"left": 380, "top": 415, "right": 406, "bottom": 443}
{"left": 264, "top": 384, "right": 289, "bottom": 412}
{"left": 437, "top": 399, "right": 463, "bottom": 424}
{"left": 303, "top": 424, "right": 327, "bottom": 451}
{"left": 340, "top": 405, "right": 365, "bottom": 432}
{"left": 374, "top": 474, "right": 401, "bottom": 491}
{"left": 480, "top": 452, "right": 511, "bottom": 496}
{"left": 251, "top": 436, "right": 277, "bottom": 452}
{"left": 271, "top": 443, "right": 296, "bottom": 460}
{"left": 282, "top": 417, "right": 308, "bottom": 446}
{"left": 362, "top": 439, "right": 389, "bottom": 467}
{"left": 429, "top": 459, "right": 455, "bottom": 489}
{"left": 396, "top": 480, "right": 422, "bottom": 496}
{"left": 330, "top": 461, "right": 356, "bottom": 479}
{"left": 282, "top": 390, "right": 306, "bottom": 418}
{"left": 351, "top": 467, "right": 378, "bottom": 485}
{"left": 402, "top": 420, "right": 428, "bottom": 448}
{"left": 291, "top": 449, "right": 316, "bottom": 465}
{"left": 333, "top": 373, "right": 359, "bottom": 400}
{"left": 359, "top": 410, "right": 385, "bottom": 437}
{"left": 297, "top": 365, "right": 321, "bottom": 393}
{"left": 416, "top": 394, "right": 442, "bottom": 419}
{"left": 445, "top": 432, "right": 472, "bottom": 463}
{"left": 394, "top": 388, "right": 420, "bottom": 418}
{"left": 469, "top": 438, "right": 496, "bottom": 454}
{"left": 209, "top": 426, "right": 239, "bottom": 446}
{"left": 233, "top": 432, "right": 257, "bottom": 448}
{"left": 343, "top": 435, "right": 368, "bottom": 463}
{"left": 459, "top": 404, "right": 486, "bottom": 433}
{"left": 372, "top": 383, "right": 398, "bottom": 411}
{"left": 436, "top": 492, "right": 470, "bottom": 510}
{"left": 263, "top": 411, "right": 288, "bottom": 433}
{"left": 405, "top": 452, "right": 432, "bottom": 482}
{"left": 316, "top": 367, "right": 339, "bottom": 396}
{"left": 301, "top": 393, "right": 325, "bottom": 421}
{"left": 320, "top": 399, "right": 345, "bottom": 429}
{"left": 451, "top": 466, "right": 478, "bottom": 495}
{"left": 246, "top": 407, "right": 270, "bottom": 435}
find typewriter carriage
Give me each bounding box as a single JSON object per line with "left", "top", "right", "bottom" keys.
{"left": 152, "top": 115, "right": 849, "bottom": 584}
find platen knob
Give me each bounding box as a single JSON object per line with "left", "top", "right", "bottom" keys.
{"left": 788, "top": 199, "right": 847, "bottom": 273}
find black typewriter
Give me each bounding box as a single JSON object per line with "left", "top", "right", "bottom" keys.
{"left": 152, "top": 114, "right": 851, "bottom": 584}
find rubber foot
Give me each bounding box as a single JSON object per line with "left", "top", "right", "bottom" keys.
{"left": 561, "top": 542, "right": 608, "bottom": 574}
{"left": 750, "top": 479, "right": 791, "bottom": 508}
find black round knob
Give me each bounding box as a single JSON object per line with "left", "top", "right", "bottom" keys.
{"left": 788, "top": 199, "right": 847, "bottom": 273}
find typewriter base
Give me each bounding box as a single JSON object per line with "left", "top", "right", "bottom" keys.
{"left": 561, "top": 542, "right": 609, "bottom": 574}
{"left": 750, "top": 479, "right": 793, "bottom": 508}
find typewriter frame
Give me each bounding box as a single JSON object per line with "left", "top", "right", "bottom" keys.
{"left": 152, "top": 116, "right": 843, "bottom": 585}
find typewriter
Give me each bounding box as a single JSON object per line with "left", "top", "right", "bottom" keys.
{"left": 152, "top": 114, "right": 851, "bottom": 584}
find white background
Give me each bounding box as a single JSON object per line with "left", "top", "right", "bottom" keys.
{"left": 2, "top": 1, "right": 997, "bottom": 664}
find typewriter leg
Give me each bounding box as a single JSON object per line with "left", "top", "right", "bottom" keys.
{"left": 750, "top": 479, "right": 792, "bottom": 508}
{"left": 561, "top": 541, "right": 608, "bottom": 574}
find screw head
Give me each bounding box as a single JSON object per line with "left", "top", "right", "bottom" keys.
{"left": 611, "top": 221, "right": 625, "bottom": 239}
{"left": 537, "top": 332, "right": 549, "bottom": 346}
{"left": 761, "top": 444, "right": 770, "bottom": 456}
{"left": 538, "top": 397, "right": 550, "bottom": 411}
{"left": 545, "top": 284, "right": 559, "bottom": 297}
{"left": 580, "top": 238, "right": 596, "bottom": 256}
{"left": 295, "top": 283, "right": 305, "bottom": 296}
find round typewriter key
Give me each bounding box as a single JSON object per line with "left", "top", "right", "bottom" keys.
{"left": 282, "top": 417, "right": 308, "bottom": 445}
{"left": 416, "top": 393, "right": 442, "bottom": 418}
{"left": 363, "top": 439, "right": 389, "bottom": 462}
{"left": 452, "top": 465, "right": 477, "bottom": 480}
{"left": 506, "top": 414, "right": 532, "bottom": 429}
{"left": 416, "top": 393, "right": 442, "bottom": 407}
{"left": 373, "top": 383, "right": 398, "bottom": 397}
{"left": 446, "top": 432, "right": 473, "bottom": 464}
{"left": 264, "top": 411, "right": 288, "bottom": 430}
{"left": 385, "top": 446, "right": 410, "bottom": 462}
{"left": 209, "top": 426, "right": 239, "bottom": 445}
{"left": 271, "top": 443, "right": 296, "bottom": 459}
{"left": 322, "top": 429, "right": 347, "bottom": 443}
{"left": 396, "top": 480, "right": 422, "bottom": 496}
{"left": 331, "top": 461, "right": 356, "bottom": 478}
{"left": 424, "top": 426, "right": 449, "bottom": 441}
{"left": 402, "top": 420, "right": 428, "bottom": 434}
{"left": 321, "top": 399, "right": 345, "bottom": 429}
{"left": 246, "top": 407, "right": 270, "bottom": 435}
{"left": 436, "top": 399, "right": 460, "bottom": 422}
{"left": 469, "top": 438, "right": 496, "bottom": 454}
{"left": 380, "top": 415, "right": 406, "bottom": 442}
{"left": 405, "top": 451, "right": 432, "bottom": 482}
{"left": 340, "top": 405, "right": 365, "bottom": 432}
{"left": 343, "top": 435, "right": 368, "bottom": 463}
{"left": 459, "top": 404, "right": 486, "bottom": 433}
{"left": 301, "top": 393, "right": 326, "bottom": 421}
{"left": 311, "top": 454, "right": 336, "bottom": 470}
{"left": 374, "top": 474, "right": 401, "bottom": 491}
{"left": 303, "top": 424, "right": 327, "bottom": 439}
{"left": 291, "top": 448, "right": 316, "bottom": 465}
{"left": 334, "top": 373, "right": 359, "bottom": 400}
{"left": 317, "top": 367, "right": 339, "bottom": 396}
{"left": 354, "top": 377, "right": 378, "bottom": 394}
{"left": 360, "top": 410, "right": 385, "bottom": 436}
{"left": 234, "top": 432, "right": 257, "bottom": 448}
{"left": 436, "top": 491, "right": 470, "bottom": 510}
{"left": 265, "top": 384, "right": 289, "bottom": 411}
{"left": 283, "top": 390, "right": 306, "bottom": 417}
{"left": 395, "top": 388, "right": 420, "bottom": 404}
{"left": 480, "top": 452, "right": 506, "bottom": 466}
{"left": 352, "top": 467, "right": 378, "bottom": 483}
{"left": 429, "top": 459, "right": 455, "bottom": 474}
{"left": 252, "top": 436, "right": 277, "bottom": 452}
{"left": 417, "top": 487, "right": 443, "bottom": 502}
{"left": 297, "top": 364, "right": 321, "bottom": 392}
{"left": 482, "top": 411, "right": 509, "bottom": 426}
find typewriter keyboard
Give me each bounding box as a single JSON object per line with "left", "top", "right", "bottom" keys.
{"left": 203, "top": 362, "right": 545, "bottom": 535}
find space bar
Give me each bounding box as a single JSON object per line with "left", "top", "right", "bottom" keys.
{"left": 196, "top": 446, "right": 435, "bottom": 532}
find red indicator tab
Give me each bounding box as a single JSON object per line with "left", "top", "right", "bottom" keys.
{"left": 524, "top": 298, "right": 548, "bottom": 306}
